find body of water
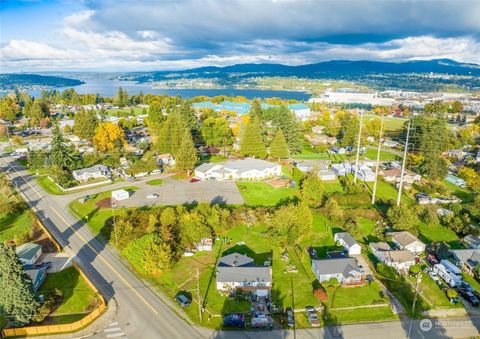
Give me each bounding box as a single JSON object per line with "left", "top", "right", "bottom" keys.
{"left": 24, "top": 79, "right": 311, "bottom": 101}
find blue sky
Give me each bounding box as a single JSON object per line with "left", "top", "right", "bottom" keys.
{"left": 1, "top": 0, "right": 479, "bottom": 72}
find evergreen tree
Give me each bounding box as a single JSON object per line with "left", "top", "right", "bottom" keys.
{"left": 175, "top": 129, "right": 198, "bottom": 175}
{"left": 155, "top": 113, "right": 185, "bottom": 156}
{"left": 175, "top": 101, "right": 197, "bottom": 131}
{"left": 240, "top": 117, "right": 267, "bottom": 158}
{"left": 147, "top": 101, "right": 164, "bottom": 136}
{"left": 200, "top": 117, "right": 232, "bottom": 147}
{"left": 73, "top": 109, "right": 98, "bottom": 139}
{"left": 269, "top": 130, "right": 289, "bottom": 160}
{"left": 0, "top": 243, "right": 39, "bottom": 324}
{"left": 114, "top": 87, "right": 129, "bottom": 107}
{"left": 249, "top": 99, "right": 263, "bottom": 121}
{"left": 50, "top": 122, "right": 74, "bottom": 169}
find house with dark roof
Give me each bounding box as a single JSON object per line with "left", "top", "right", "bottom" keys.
{"left": 194, "top": 158, "right": 281, "bottom": 181}
{"left": 72, "top": 164, "right": 111, "bottom": 183}
{"left": 450, "top": 249, "right": 480, "bottom": 274}
{"left": 25, "top": 266, "right": 48, "bottom": 292}
{"left": 216, "top": 253, "right": 272, "bottom": 298}
{"left": 311, "top": 258, "right": 365, "bottom": 285}
{"left": 463, "top": 235, "right": 480, "bottom": 249}
{"left": 334, "top": 232, "right": 361, "bottom": 256}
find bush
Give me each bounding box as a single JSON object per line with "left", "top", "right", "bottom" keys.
{"left": 32, "top": 289, "right": 63, "bottom": 322}
{"left": 409, "top": 264, "right": 421, "bottom": 275}
{"left": 313, "top": 287, "right": 328, "bottom": 302}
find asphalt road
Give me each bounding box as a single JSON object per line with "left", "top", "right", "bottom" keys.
{"left": 2, "top": 155, "right": 480, "bottom": 339}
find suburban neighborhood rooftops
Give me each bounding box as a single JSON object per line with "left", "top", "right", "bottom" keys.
{"left": 216, "top": 266, "right": 272, "bottom": 284}
{"left": 195, "top": 162, "right": 218, "bottom": 172}
{"left": 451, "top": 249, "right": 480, "bottom": 267}
{"left": 384, "top": 250, "right": 415, "bottom": 263}
{"left": 73, "top": 164, "right": 110, "bottom": 176}
{"left": 334, "top": 232, "right": 357, "bottom": 247}
{"left": 388, "top": 231, "right": 423, "bottom": 248}
{"left": 218, "top": 253, "right": 254, "bottom": 267}
{"left": 463, "top": 234, "right": 480, "bottom": 248}
{"left": 16, "top": 243, "right": 41, "bottom": 261}
{"left": 370, "top": 242, "right": 392, "bottom": 252}
{"left": 196, "top": 158, "right": 278, "bottom": 174}
{"left": 381, "top": 168, "right": 418, "bottom": 177}
{"left": 311, "top": 257, "right": 362, "bottom": 278}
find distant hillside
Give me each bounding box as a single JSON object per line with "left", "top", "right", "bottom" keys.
{"left": 0, "top": 74, "right": 84, "bottom": 90}
{"left": 128, "top": 59, "right": 480, "bottom": 83}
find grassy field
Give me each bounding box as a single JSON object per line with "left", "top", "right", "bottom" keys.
{"left": 363, "top": 114, "right": 407, "bottom": 132}
{"left": 443, "top": 181, "right": 475, "bottom": 203}
{"left": 326, "top": 281, "right": 387, "bottom": 308}
{"left": 327, "top": 306, "right": 396, "bottom": 324}
{"left": 364, "top": 148, "right": 399, "bottom": 161}
{"left": 417, "top": 223, "right": 460, "bottom": 245}
{"left": 69, "top": 187, "right": 137, "bottom": 235}
{"left": 37, "top": 267, "right": 100, "bottom": 324}
{"left": 0, "top": 210, "right": 33, "bottom": 243}
{"left": 364, "top": 178, "right": 415, "bottom": 206}
{"left": 236, "top": 182, "right": 296, "bottom": 207}
{"left": 107, "top": 106, "right": 145, "bottom": 116}
{"left": 36, "top": 176, "right": 64, "bottom": 195}
{"left": 406, "top": 274, "right": 462, "bottom": 309}
{"left": 146, "top": 179, "right": 165, "bottom": 186}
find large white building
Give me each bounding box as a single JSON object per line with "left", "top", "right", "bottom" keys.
{"left": 195, "top": 158, "right": 281, "bottom": 181}
{"left": 309, "top": 91, "right": 395, "bottom": 106}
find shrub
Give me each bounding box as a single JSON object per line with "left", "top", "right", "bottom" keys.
{"left": 32, "top": 289, "right": 63, "bottom": 322}
{"left": 313, "top": 287, "right": 328, "bottom": 302}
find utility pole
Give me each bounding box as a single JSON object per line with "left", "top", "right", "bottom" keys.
{"left": 196, "top": 268, "right": 202, "bottom": 322}
{"left": 111, "top": 196, "right": 118, "bottom": 245}
{"left": 353, "top": 112, "right": 364, "bottom": 183}
{"left": 291, "top": 278, "right": 296, "bottom": 339}
{"left": 397, "top": 120, "right": 411, "bottom": 207}
{"left": 371, "top": 114, "right": 385, "bottom": 205}
{"left": 408, "top": 272, "right": 422, "bottom": 338}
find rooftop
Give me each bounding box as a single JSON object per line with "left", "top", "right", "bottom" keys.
{"left": 218, "top": 252, "right": 254, "bottom": 267}
{"left": 16, "top": 243, "right": 41, "bottom": 260}
{"left": 312, "top": 257, "right": 363, "bottom": 278}
{"left": 388, "top": 231, "right": 423, "bottom": 248}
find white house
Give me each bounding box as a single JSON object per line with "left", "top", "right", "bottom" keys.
{"left": 353, "top": 168, "right": 376, "bottom": 182}
{"left": 288, "top": 103, "right": 311, "bottom": 120}
{"left": 156, "top": 153, "right": 176, "bottom": 167}
{"left": 463, "top": 235, "right": 480, "bottom": 249}
{"left": 112, "top": 189, "right": 130, "bottom": 201}
{"left": 195, "top": 158, "right": 281, "bottom": 181}
{"left": 369, "top": 242, "right": 415, "bottom": 273}
{"left": 334, "top": 232, "right": 361, "bottom": 255}
{"left": 311, "top": 258, "right": 365, "bottom": 285}
{"left": 73, "top": 165, "right": 111, "bottom": 183}
{"left": 380, "top": 168, "right": 421, "bottom": 185}
{"left": 16, "top": 243, "right": 42, "bottom": 267}
{"left": 318, "top": 169, "right": 336, "bottom": 181}
{"left": 331, "top": 163, "right": 352, "bottom": 176}
{"left": 196, "top": 238, "right": 213, "bottom": 252}
{"left": 388, "top": 231, "right": 426, "bottom": 254}
{"left": 329, "top": 147, "right": 346, "bottom": 155}
{"left": 216, "top": 253, "right": 272, "bottom": 298}
{"left": 437, "top": 208, "right": 454, "bottom": 218}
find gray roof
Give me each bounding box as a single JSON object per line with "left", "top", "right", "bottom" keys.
{"left": 370, "top": 242, "right": 392, "bottom": 252}
{"left": 312, "top": 258, "right": 362, "bottom": 278}
{"left": 451, "top": 249, "right": 480, "bottom": 268}
{"left": 224, "top": 158, "right": 278, "bottom": 172}
{"left": 195, "top": 162, "right": 218, "bottom": 172}
{"left": 335, "top": 232, "right": 358, "bottom": 247}
{"left": 216, "top": 266, "right": 272, "bottom": 284}
{"left": 388, "top": 231, "right": 423, "bottom": 248}
{"left": 16, "top": 243, "right": 41, "bottom": 260}
{"left": 218, "top": 253, "right": 254, "bottom": 267}
{"left": 464, "top": 235, "right": 480, "bottom": 248}
{"left": 384, "top": 250, "right": 415, "bottom": 264}
{"left": 73, "top": 164, "right": 110, "bottom": 176}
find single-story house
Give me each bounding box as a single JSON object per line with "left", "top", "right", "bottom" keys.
{"left": 216, "top": 253, "right": 272, "bottom": 298}
{"left": 463, "top": 234, "right": 480, "bottom": 249}
{"left": 112, "top": 189, "right": 130, "bottom": 201}
{"left": 195, "top": 158, "right": 281, "bottom": 181}
{"left": 16, "top": 243, "right": 42, "bottom": 267}
{"left": 387, "top": 231, "right": 426, "bottom": 254}
{"left": 196, "top": 238, "right": 213, "bottom": 252}
{"left": 446, "top": 174, "right": 466, "bottom": 188}
{"left": 380, "top": 168, "right": 421, "bottom": 185}
{"left": 444, "top": 149, "right": 467, "bottom": 159}
{"left": 383, "top": 140, "right": 399, "bottom": 148}
{"left": 370, "top": 242, "right": 415, "bottom": 272}
{"left": 311, "top": 257, "right": 365, "bottom": 285}
{"left": 334, "top": 232, "right": 361, "bottom": 256}
{"left": 450, "top": 249, "right": 480, "bottom": 274}
{"left": 294, "top": 160, "right": 330, "bottom": 173}
{"left": 353, "top": 168, "right": 376, "bottom": 182}
{"left": 318, "top": 169, "right": 336, "bottom": 181}
{"left": 288, "top": 103, "right": 311, "bottom": 120}
{"left": 25, "top": 266, "right": 48, "bottom": 292}
{"left": 331, "top": 163, "right": 352, "bottom": 176}
{"left": 73, "top": 165, "right": 111, "bottom": 183}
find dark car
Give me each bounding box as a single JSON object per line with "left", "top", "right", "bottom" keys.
{"left": 460, "top": 288, "right": 479, "bottom": 306}
{"left": 175, "top": 294, "right": 191, "bottom": 307}
{"left": 223, "top": 313, "right": 245, "bottom": 328}
{"left": 285, "top": 307, "right": 295, "bottom": 327}
{"left": 460, "top": 281, "right": 474, "bottom": 293}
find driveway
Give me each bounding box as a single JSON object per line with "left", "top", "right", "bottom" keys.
{"left": 39, "top": 252, "right": 73, "bottom": 273}
{"left": 115, "top": 178, "right": 244, "bottom": 207}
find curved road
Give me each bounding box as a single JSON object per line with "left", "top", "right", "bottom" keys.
{"left": 2, "top": 155, "right": 480, "bottom": 339}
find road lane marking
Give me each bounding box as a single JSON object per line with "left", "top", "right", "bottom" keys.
{"left": 104, "top": 327, "right": 122, "bottom": 332}
{"left": 50, "top": 206, "right": 159, "bottom": 315}
{"left": 6, "top": 159, "right": 159, "bottom": 315}
{"left": 109, "top": 322, "right": 119, "bottom": 326}
{"left": 106, "top": 333, "right": 125, "bottom": 338}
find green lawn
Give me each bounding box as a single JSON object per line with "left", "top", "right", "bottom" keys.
{"left": 326, "top": 281, "right": 387, "bottom": 308}
{"left": 443, "top": 181, "right": 475, "bottom": 203}
{"left": 107, "top": 106, "right": 145, "bottom": 116}
{"left": 146, "top": 179, "right": 165, "bottom": 186}
{"left": 236, "top": 182, "right": 296, "bottom": 207}
{"left": 37, "top": 267, "right": 100, "bottom": 324}
{"left": 364, "top": 148, "right": 399, "bottom": 161}
{"left": 417, "top": 223, "right": 460, "bottom": 245}
{"left": 364, "top": 178, "right": 415, "bottom": 206}
{"left": 406, "top": 274, "right": 461, "bottom": 309}
{"left": 363, "top": 114, "right": 407, "bottom": 132}
{"left": 36, "top": 176, "right": 63, "bottom": 195}
{"left": 327, "top": 306, "right": 396, "bottom": 324}
{"left": 0, "top": 209, "right": 33, "bottom": 243}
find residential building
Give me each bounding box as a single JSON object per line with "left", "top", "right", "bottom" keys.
{"left": 463, "top": 235, "right": 480, "bottom": 249}
{"left": 437, "top": 208, "right": 454, "bottom": 218}
{"left": 445, "top": 173, "right": 466, "bottom": 188}
{"left": 216, "top": 253, "right": 272, "bottom": 298}
{"left": 387, "top": 231, "right": 426, "bottom": 254}
{"left": 195, "top": 158, "right": 281, "bottom": 181}
{"left": 380, "top": 168, "right": 421, "bottom": 185}
{"left": 16, "top": 243, "right": 42, "bottom": 267}
{"left": 334, "top": 232, "right": 361, "bottom": 256}
{"left": 331, "top": 163, "right": 351, "bottom": 176}
{"left": 196, "top": 238, "right": 213, "bottom": 252}
{"left": 450, "top": 249, "right": 480, "bottom": 274}
{"left": 156, "top": 153, "right": 176, "bottom": 167}
{"left": 311, "top": 257, "right": 365, "bottom": 285}
{"left": 72, "top": 165, "right": 112, "bottom": 183}
{"left": 370, "top": 243, "right": 415, "bottom": 272}
{"left": 288, "top": 103, "right": 311, "bottom": 120}
{"left": 329, "top": 146, "right": 346, "bottom": 155}
{"left": 25, "top": 266, "right": 48, "bottom": 292}
{"left": 383, "top": 139, "right": 399, "bottom": 148}
{"left": 112, "top": 189, "right": 130, "bottom": 201}
{"left": 318, "top": 170, "right": 336, "bottom": 181}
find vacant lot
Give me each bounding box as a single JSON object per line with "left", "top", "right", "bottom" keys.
{"left": 236, "top": 182, "right": 295, "bottom": 207}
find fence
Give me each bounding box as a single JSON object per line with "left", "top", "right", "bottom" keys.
{"left": 2, "top": 220, "right": 107, "bottom": 337}
{"left": 46, "top": 176, "right": 112, "bottom": 192}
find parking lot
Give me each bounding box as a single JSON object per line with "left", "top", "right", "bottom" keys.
{"left": 115, "top": 178, "right": 244, "bottom": 207}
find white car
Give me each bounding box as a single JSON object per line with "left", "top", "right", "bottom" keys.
{"left": 429, "top": 271, "right": 440, "bottom": 282}
{"left": 147, "top": 193, "right": 159, "bottom": 199}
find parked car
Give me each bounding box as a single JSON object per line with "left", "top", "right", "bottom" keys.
{"left": 285, "top": 307, "right": 295, "bottom": 327}
{"left": 459, "top": 288, "right": 479, "bottom": 306}
{"left": 175, "top": 294, "right": 191, "bottom": 307}
{"left": 429, "top": 271, "right": 440, "bottom": 283}
{"left": 305, "top": 306, "right": 320, "bottom": 327}
{"left": 460, "top": 281, "right": 474, "bottom": 293}
{"left": 189, "top": 178, "right": 200, "bottom": 183}
{"left": 223, "top": 313, "right": 245, "bottom": 328}
{"left": 147, "top": 193, "right": 159, "bottom": 199}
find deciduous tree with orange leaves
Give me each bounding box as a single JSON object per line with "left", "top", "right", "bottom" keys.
{"left": 93, "top": 122, "right": 126, "bottom": 152}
